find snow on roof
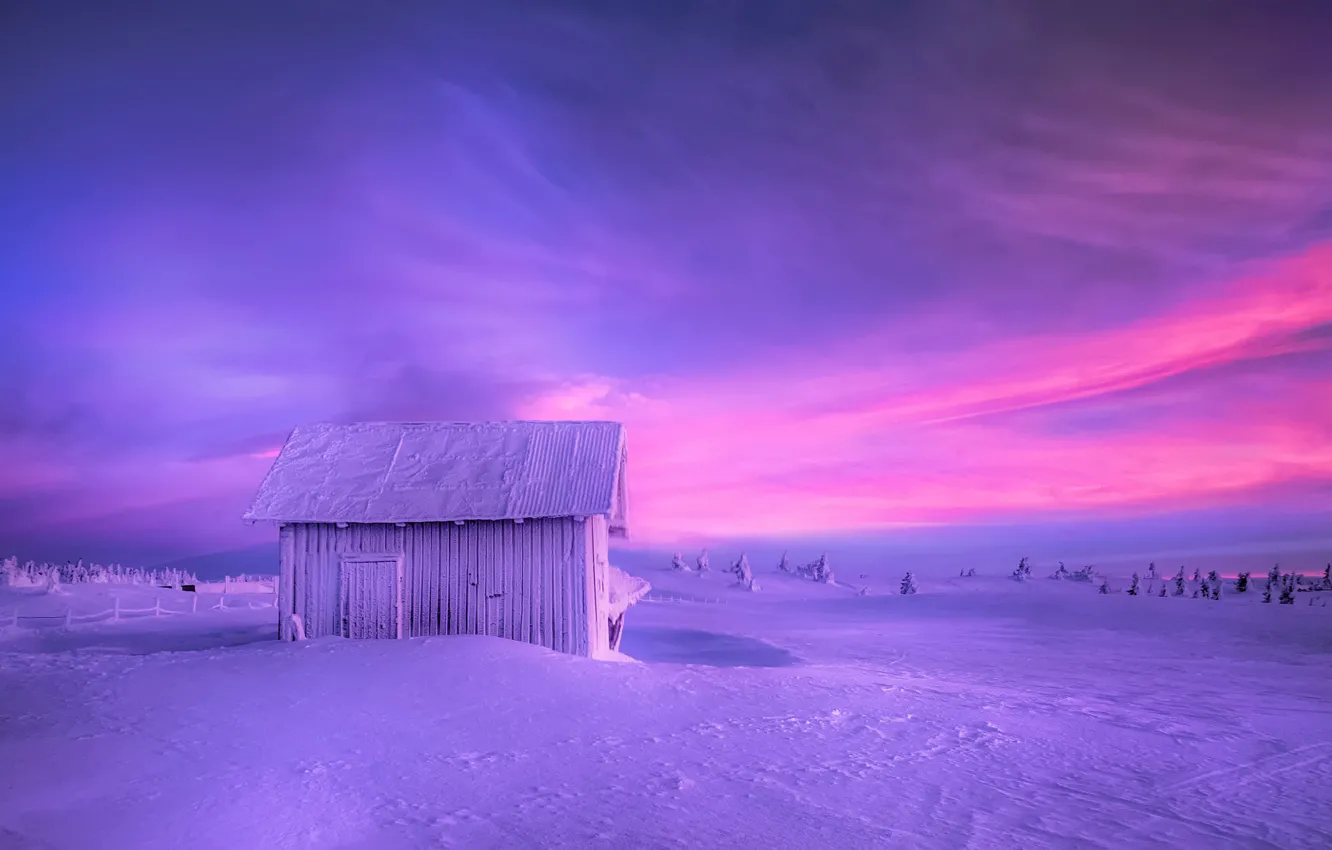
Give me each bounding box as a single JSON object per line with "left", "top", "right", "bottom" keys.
{"left": 243, "top": 420, "right": 626, "bottom": 525}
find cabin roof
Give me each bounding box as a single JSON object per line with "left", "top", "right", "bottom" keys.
{"left": 243, "top": 420, "right": 626, "bottom": 529}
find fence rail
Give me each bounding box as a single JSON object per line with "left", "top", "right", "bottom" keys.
{"left": 0, "top": 592, "right": 277, "bottom": 630}
{"left": 642, "top": 591, "right": 726, "bottom": 606}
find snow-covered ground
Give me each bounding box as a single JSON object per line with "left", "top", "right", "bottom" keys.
{"left": 1, "top": 562, "right": 1330, "bottom": 850}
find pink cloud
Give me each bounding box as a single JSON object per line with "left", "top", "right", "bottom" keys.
{"left": 521, "top": 245, "right": 1332, "bottom": 543}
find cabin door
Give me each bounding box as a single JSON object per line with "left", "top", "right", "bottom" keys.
{"left": 339, "top": 555, "right": 403, "bottom": 639}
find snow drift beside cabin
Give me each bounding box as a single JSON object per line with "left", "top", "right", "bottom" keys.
{"left": 243, "top": 421, "right": 627, "bottom": 534}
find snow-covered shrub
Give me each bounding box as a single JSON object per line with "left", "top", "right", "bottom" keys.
{"left": 900, "top": 571, "right": 918, "bottom": 595}
{"left": 1127, "top": 573, "right": 1140, "bottom": 596}
{"left": 1191, "top": 568, "right": 1200, "bottom": 583}
{"left": 797, "top": 553, "right": 834, "bottom": 584}
{"left": 1146, "top": 562, "right": 1159, "bottom": 580}
{"left": 1322, "top": 563, "right": 1331, "bottom": 591}
{"left": 0, "top": 556, "right": 17, "bottom": 587}
{"left": 696, "top": 549, "right": 710, "bottom": 572}
{"left": 1173, "top": 569, "right": 1186, "bottom": 596}
{"left": 1279, "top": 576, "right": 1295, "bottom": 605}
{"left": 1011, "top": 557, "right": 1033, "bottom": 582}
{"left": 1235, "top": 571, "right": 1250, "bottom": 593}
{"left": 777, "top": 552, "right": 792, "bottom": 573}
{"left": 1098, "top": 580, "right": 1110, "bottom": 594}
{"left": 671, "top": 553, "right": 690, "bottom": 571}
{"left": 1206, "top": 571, "right": 1221, "bottom": 600}
{"left": 1051, "top": 562, "right": 1070, "bottom": 580}
{"left": 730, "top": 554, "right": 758, "bottom": 591}
{"left": 1158, "top": 583, "right": 1167, "bottom": 597}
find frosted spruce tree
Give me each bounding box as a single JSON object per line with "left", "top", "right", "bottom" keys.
{"left": 731, "top": 554, "right": 758, "bottom": 591}
{"left": 696, "top": 549, "right": 710, "bottom": 572}
{"left": 1051, "top": 562, "right": 1070, "bottom": 580}
{"left": 803, "top": 553, "right": 833, "bottom": 584}
{"left": 1279, "top": 575, "right": 1295, "bottom": 604}
{"left": 1191, "top": 568, "right": 1201, "bottom": 583}
{"left": 1263, "top": 580, "right": 1273, "bottom": 603}
{"left": 777, "top": 551, "right": 791, "bottom": 573}
{"left": 1158, "top": 583, "right": 1167, "bottom": 598}
{"left": 1235, "top": 571, "right": 1249, "bottom": 593}
{"left": 1173, "top": 568, "right": 1186, "bottom": 596}
{"left": 1146, "top": 562, "right": 1159, "bottom": 580}
{"left": 1012, "top": 557, "right": 1033, "bottom": 581}
{"left": 672, "top": 553, "right": 690, "bottom": 571}
{"left": 900, "top": 571, "right": 918, "bottom": 595}
{"left": 1127, "top": 573, "right": 1140, "bottom": 596}
{"left": 1323, "top": 563, "right": 1331, "bottom": 590}
{"left": 1207, "top": 570, "right": 1221, "bottom": 601}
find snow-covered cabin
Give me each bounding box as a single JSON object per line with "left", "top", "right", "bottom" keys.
{"left": 243, "top": 420, "right": 647, "bottom": 658}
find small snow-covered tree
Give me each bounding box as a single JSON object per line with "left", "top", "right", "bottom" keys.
{"left": 777, "top": 552, "right": 792, "bottom": 573}
{"left": 1158, "top": 583, "right": 1167, "bottom": 597}
{"left": 0, "top": 556, "right": 17, "bottom": 587}
{"left": 1235, "top": 571, "right": 1249, "bottom": 593}
{"left": 1146, "top": 562, "right": 1158, "bottom": 580}
{"left": 696, "top": 549, "right": 710, "bottom": 572}
{"left": 1127, "top": 573, "right": 1140, "bottom": 596}
{"left": 966, "top": 568, "right": 976, "bottom": 577}
{"left": 1012, "top": 557, "right": 1033, "bottom": 582}
{"left": 1098, "top": 579, "right": 1110, "bottom": 594}
{"left": 1262, "top": 582, "right": 1273, "bottom": 603}
{"left": 1322, "top": 563, "right": 1331, "bottom": 590}
{"left": 1279, "top": 575, "right": 1295, "bottom": 605}
{"left": 1191, "top": 568, "right": 1201, "bottom": 582}
{"left": 1051, "top": 562, "right": 1070, "bottom": 580}
{"left": 731, "top": 553, "right": 757, "bottom": 591}
{"left": 672, "top": 553, "right": 690, "bottom": 571}
{"left": 1206, "top": 570, "right": 1220, "bottom": 598}
{"left": 900, "top": 571, "right": 918, "bottom": 595}
{"left": 1173, "top": 570, "right": 1186, "bottom": 596}
{"left": 800, "top": 553, "right": 834, "bottom": 584}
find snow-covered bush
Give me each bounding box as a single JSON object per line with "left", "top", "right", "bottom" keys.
{"left": 1012, "top": 557, "right": 1033, "bottom": 582}
{"left": 1158, "top": 583, "right": 1167, "bottom": 597}
{"left": 1067, "top": 565, "right": 1095, "bottom": 582}
{"left": 777, "top": 552, "right": 792, "bottom": 573}
{"left": 1051, "top": 562, "right": 1070, "bottom": 581}
{"left": 1191, "top": 568, "right": 1201, "bottom": 583}
{"left": 1, "top": 556, "right": 17, "bottom": 587}
{"left": 1279, "top": 575, "right": 1295, "bottom": 605}
{"left": 671, "top": 553, "right": 690, "bottom": 571}
{"left": 1127, "top": 573, "right": 1140, "bottom": 596}
{"left": 1146, "top": 562, "right": 1159, "bottom": 580}
{"left": 1098, "top": 580, "right": 1110, "bottom": 594}
{"left": 730, "top": 554, "right": 758, "bottom": 591}
{"left": 796, "top": 553, "right": 834, "bottom": 584}
{"left": 900, "top": 571, "right": 918, "bottom": 595}
{"left": 696, "top": 549, "right": 711, "bottom": 572}
{"left": 1235, "top": 571, "right": 1250, "bottom": 593}
{"left": 1173, "top": 568, "right": 1186, "bottom": 596}
{"left": 1206, "top": 571, "right": 1221, "bottom": 601}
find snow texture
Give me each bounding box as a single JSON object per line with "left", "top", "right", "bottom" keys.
{"left": 243, "top": 421, "right": 626, "bottom": 528}
{"left": 2, "top": 564, "right": 1330, "bottom": 850}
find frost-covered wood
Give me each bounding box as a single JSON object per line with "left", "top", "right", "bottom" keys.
{"left": 279, "top": 519, "right": 617, "bottom": 656}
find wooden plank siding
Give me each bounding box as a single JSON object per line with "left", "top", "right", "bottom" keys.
{"left": 278, "top": 517, "right": 604, "bottom": 656}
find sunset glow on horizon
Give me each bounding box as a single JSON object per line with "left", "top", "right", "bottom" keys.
{"left": 3, "top": 2, "right": 1331, "bottom": 563}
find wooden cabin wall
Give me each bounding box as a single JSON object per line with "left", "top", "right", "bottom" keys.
{"left": 584, "top": 515, "right": 612, "bottom": 655}
{"left": 280, "top": 518, "right": 592, "bottom": 655}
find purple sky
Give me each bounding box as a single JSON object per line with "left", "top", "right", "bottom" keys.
{"left": 3, "top": 1, "right": 1332, "bottom": 567}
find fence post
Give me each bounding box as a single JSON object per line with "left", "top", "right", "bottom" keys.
{"left": 191, "top": 594, "right": 198, "bottom": 614}
{"left": 153, "top": 598, "right": 162, "bottom": 618}
{"left": 224, "top": 575, "right": 230, "bottom": 594}
{"left": 113, "top": 596, "right": 120, "bottom": 622}
{"left": 64, "top": 607, "right": 72, "bottom": 628}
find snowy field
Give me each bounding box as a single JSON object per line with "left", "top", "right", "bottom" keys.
{"left": 1, "top": 561, "right": 1330, "bottom": 850}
